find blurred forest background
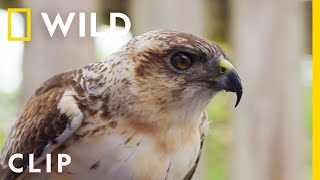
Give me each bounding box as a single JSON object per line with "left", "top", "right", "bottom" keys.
{"left": 0, "top": 0, "right": 312, "bottom": 180}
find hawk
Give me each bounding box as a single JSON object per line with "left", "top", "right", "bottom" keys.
{"left": 0, "top": 29, "right": 242, "bottom": 180}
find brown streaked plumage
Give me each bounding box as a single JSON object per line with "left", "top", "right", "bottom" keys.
{"left": 0, "top": 29, "right": 242, "bottom": 180}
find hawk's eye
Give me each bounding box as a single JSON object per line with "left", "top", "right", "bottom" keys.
{"left": 170, "top": 52, "right": 194, "bottom": 70}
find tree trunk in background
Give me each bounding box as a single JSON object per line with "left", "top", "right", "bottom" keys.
{"left": 129, "top": 0, "right": 205, "bottom": 36}
{"left": 231, "top": 0, "right": 304, "bottom": 180}
{"left": 21, "top": 0, "right": 97, "bottom": 104}
{"left": 204, "top": 0, "right": 230, "bottom": 41}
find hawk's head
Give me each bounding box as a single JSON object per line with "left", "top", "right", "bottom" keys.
{"left": 109, "top": 30, "right": 242, "bottom": 122}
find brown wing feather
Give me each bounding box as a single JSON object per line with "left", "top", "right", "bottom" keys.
{"left": 0, "top": 70, "right": 82, "bottom": 180}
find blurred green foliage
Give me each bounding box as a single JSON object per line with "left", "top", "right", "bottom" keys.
{"left": 0, "top": 91, "right": 19, "bottom": 148}
{"left": 204, "top": 94, "right": 231, "bottom": 180}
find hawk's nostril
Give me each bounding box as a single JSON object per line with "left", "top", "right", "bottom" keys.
{"left": 220, "top": 67, "right": 227, "bottom": 73}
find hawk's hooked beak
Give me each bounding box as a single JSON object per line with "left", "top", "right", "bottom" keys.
{"left": 213, "top": 58, "right": 243, "bottom": 107}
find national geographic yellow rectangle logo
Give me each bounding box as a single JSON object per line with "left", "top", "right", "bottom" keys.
{"left": 8, "top": 8, "right": 31, "bottom": 41}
